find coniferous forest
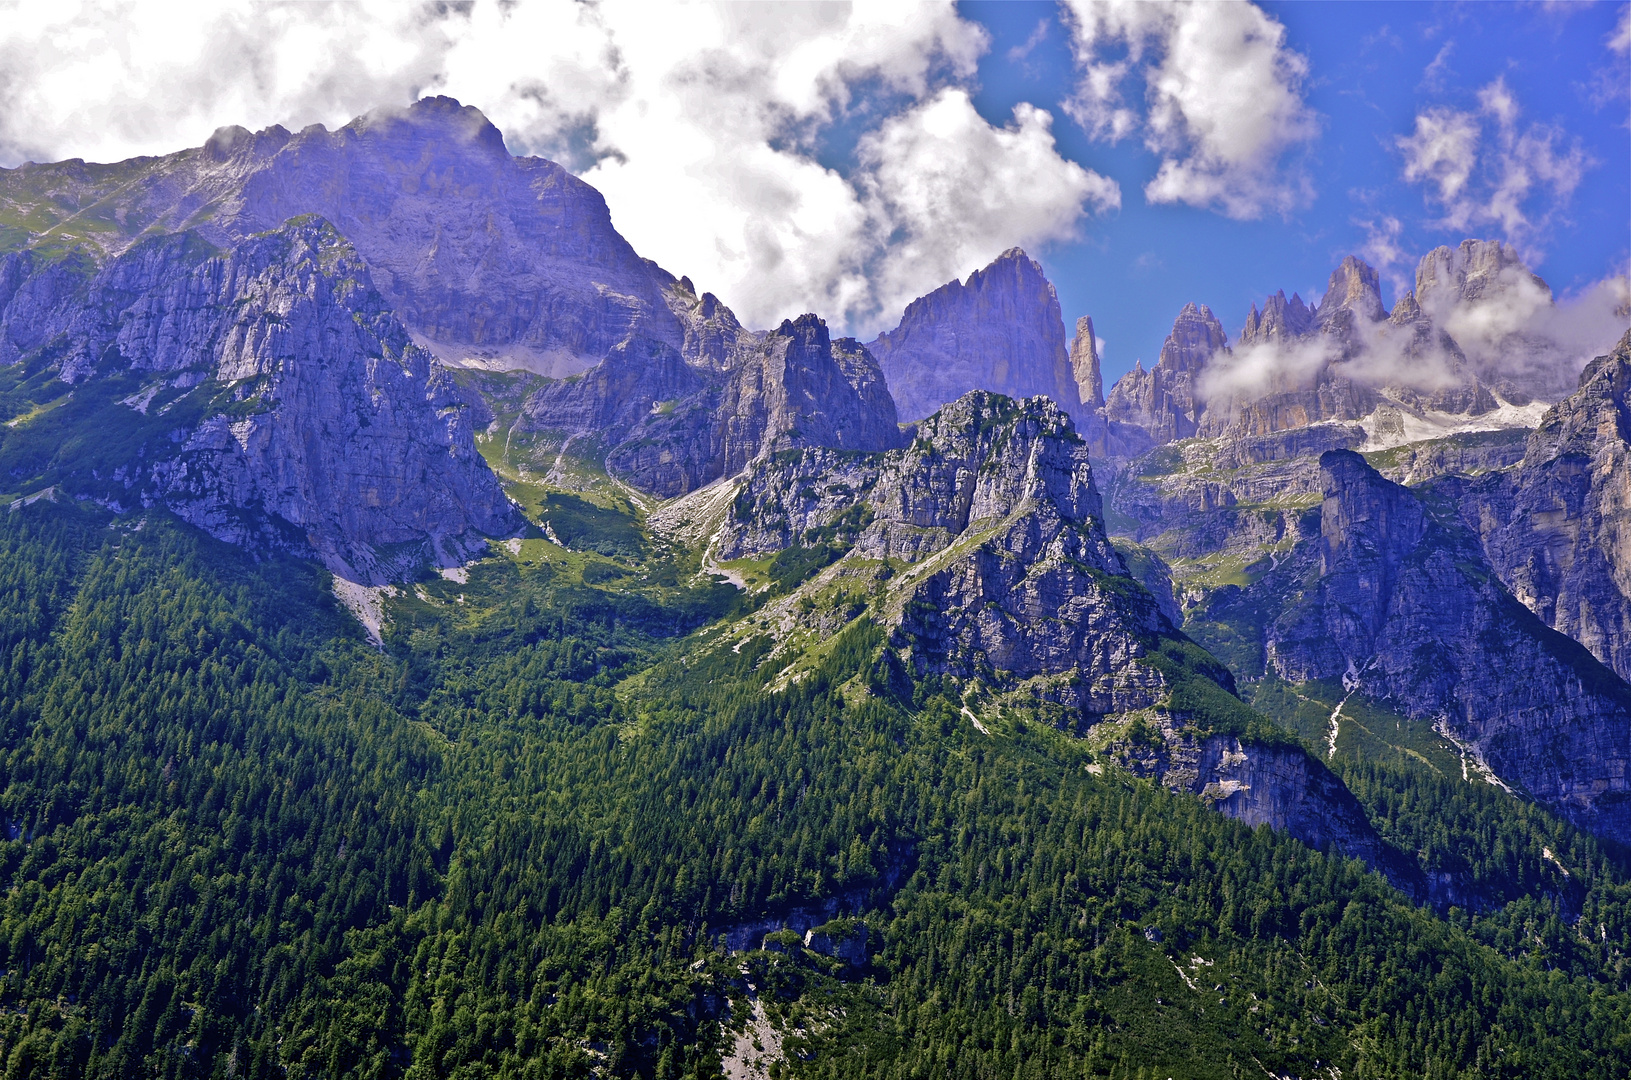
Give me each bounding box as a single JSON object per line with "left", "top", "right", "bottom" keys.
{"left": 0, "top": 23, "right": 1628, "bottom": 1074}
{"left": 0, "top": 498, "right": 1628, "bottom": 1079}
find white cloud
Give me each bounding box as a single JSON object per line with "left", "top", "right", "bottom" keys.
{"left": 1061, "top": 0, "right": 1317, "bottom": 219}
{"left": 1398, "top": 108, "right": 1480, "bottom": 202}
{"left": 857, "top": 91, "right": 1119, "bottom": 326}
{"left": 1197, "top": 334, "right": 1335, "bottom": 407}
{"left": 1197, "top": 252, "right": 1629, "bottom": 409}
{"left": 0, "top": 0, "right": 1118, "bottom": 337}
{"left": 1422, "top": 263, "right": 1630, "bottom": 398}
{"left": 1398, "top": 78, "right": 1588, "bottom": 250}
{"left": 1356, "top": 214, "right": 1412, "bottom": 296}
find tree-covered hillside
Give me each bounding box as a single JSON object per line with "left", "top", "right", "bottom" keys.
{"left": 0, "top": 499, "right": 1627, "bottom": 1079}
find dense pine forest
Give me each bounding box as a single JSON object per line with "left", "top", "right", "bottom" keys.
{"left": 0, "top": 498, "right": 1627, "bottom": 1079}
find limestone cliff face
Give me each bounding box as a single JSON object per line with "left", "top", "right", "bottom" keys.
{"left": 1239, "top": 290, "right": 1315, "bottom": 347}
{"left": 1414, "top": 239, "right": 1559, "bottom": 405}
{"left": 1464, "top": 331, "right": 1631, "bottom": 682}
{"left": 524, "top": 314, "right": 902, "bottom": 497}
{"left": 718, "top": 391, "right": 1406, "bottom": 882}
{"left": 1187, "top": 736, "right": 1418, "bottom": 894}
{"left": 1104, "top": 303, "right": 1227, "bottom": 445}
{"left": 867, "top": 250, "right": 1084, "bottom": 425}
{"left": 1263, "top": 450, "right": 1631, "bottom": 843}
{"left": 0, "top": 217, "right": 518, "bottom": 580}
{"left": 722, "top": 391, "right": 1168, "bottom": 714}
{"left": 0, "top": 97, "right": 703, "bottom": 376}
{"left": 1104, "top": 245, "right": 1541, "bottom": 455}
{"left": 1070, "top": 316, "right": 1105, "bottom": 409}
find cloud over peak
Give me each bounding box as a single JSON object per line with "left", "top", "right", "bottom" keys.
{"left": 0, "top": 1, "right": 1115, "bottom": 338}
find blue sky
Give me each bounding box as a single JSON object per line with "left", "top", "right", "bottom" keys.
{"left": 0, "top": 2, "right": 1624, "bottom": 386}
{"left": 959, "top": 1, "right": 1628, "bottom": 381}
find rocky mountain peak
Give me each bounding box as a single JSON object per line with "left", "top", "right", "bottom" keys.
{"left": 1240, "top": 289, "right": 1316, "bottom": 345}
{"left": 1388, "top": 289, "right": 1424, "bottom": 325}
{"left": 1416, "top": 238, "right": 1552, "bottom": 307}
{"left": 346, "top": 95, "right": 511, "bottom": 158}
{"left": 1070, "top": 316, "right": 1104, "bottom": 409}
{"left": 0, "top": 97, "right": 706, "bottom": 377}
{"left": 1159, "top": 303, "right": 1228, "bottom": 374}
{"left": 1103, "top": 303, "right": 1227, "bottom": 444}
{"left": 866, "top": 248, "right": 1083, "bottom": 425}
{"left": 1318, "top": 449, "right": 1427, "bottom": 583}
{"left": 0, "top": 214, "right": 518, "bottom": 581}
{"left": 525, "top": 310, "right": 900, "bottom": 498}
{"left": 1316, "top": 255, "right": 1386, "bottom": 341}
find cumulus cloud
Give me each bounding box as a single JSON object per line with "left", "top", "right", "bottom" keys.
{"left": 0, "top": 1, "right": 1117, "bottom": 337}
{"left": 1398, "top": 77, "right": 1588, "bottom": 250}
{"left": 1061, "top": 0, "right": 1317, "bottom": 219}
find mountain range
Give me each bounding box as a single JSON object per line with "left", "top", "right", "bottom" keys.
{"left": 0, "top": 97, "right": 1629, "bottom": 1078}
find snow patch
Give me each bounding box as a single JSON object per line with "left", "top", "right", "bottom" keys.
{"left": 1357, "top": 395, "right": 1548, "bottom": 453}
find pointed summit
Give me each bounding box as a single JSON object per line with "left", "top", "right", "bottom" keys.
{"left": 1104, "top": 303, "right": 1228, "bottom": 444}
{"left": 1240, "top": 290, "right": 1315, "bottom": 345}
{"left": 1070, "top": 316, "right": 1105, "bottom": 409}
{"left": 866, "top": 249, "right": 1085, "bottom": 424}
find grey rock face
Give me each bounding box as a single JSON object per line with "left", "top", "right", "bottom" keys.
{"left": 1070, "top": 316, "right": 1105, "bottom": 409}
{"left": 1261, "top": 450, "right": 1631, "bottom": 842}
{"left": 723, "top": 391, "right": 1408, "bottom": 884}
{"left": 0, "top": 216, "right": 518, "bottom": 580}
{"left": 1370, "top": 428, "right": 1528, "bottom": 487}
{"left": 1239, "top": 290, "right": 1315, "bottom": 347}
{"left": 1417, "top": 238, "right": 1550, "bottom": 308}
{"left": 525, "top": 313, "right": 902, "bottom": 497}
{"left": 1104, "top": 303, "right": 1228, "bottom": 445}
{"left": 724, "top": 391, "right": 1168, "bottom": 714}
{"left": 1465, "top": 331, "right": 1631, "bottom": 682}
{"left": 867, "top": 249, "right": 1084, "bottom": 425}
{"left": 1187, "top": 735, "right": 1417, "bottom": 895}
{"left": 1104, "top": 245, "right": 1554, "bottom": 455}
{"left": 1314, "top": 255, "right": 1387, "bottom": 353}
{"left": 0, "top": 97, "right": 701, "bottom": 376}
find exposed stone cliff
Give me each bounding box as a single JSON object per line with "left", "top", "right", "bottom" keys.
{"left": 1258, "top": 450, "right": 1631, "bottom": 842}
{"left": 715, "top": 390, "right": 1404, "bottom": 879}
{"left": 1463, "top": 330, "right": 1631, "bottom": 682}
{"left": 1104, "top": 303, "right": 1227, "bottom": 445}
{"left": 524, "top": 314, "right": 902, "bottom": 497}
{"left": 0, "top": 216, "right": 518, "bottom": 580}
{"left": 867, "top": 250, "right": 1085, "bottom": 425}
{"left": 0, "top": 97, "right": 709, "bottom": 376}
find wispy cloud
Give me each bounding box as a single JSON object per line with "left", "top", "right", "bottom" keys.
{"left": 1398, "top": 77, "right": 1589, "bottom": 252}
{"left": 1060, "top": 0, "right": 1318, "bottom": 219}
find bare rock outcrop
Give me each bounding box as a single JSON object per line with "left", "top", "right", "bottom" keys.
{"left": 524, "top": 314, "right": 902, "bottom": 497}
{"left": 866, "top": 249, "right": 1085, "bottom": 425}
{"left": 0, "top": 97, "right": 712, "bottom": 376}
{"left": 1262, "top": 450, "right": 1631, "bottom": 842}
{"left": 0, "top": 216, "right": 518, "bottom": 580}
{"left": 1104, "top": 303, "right": 1227, "bottom": 445}
{"left": 1462, "top": 330, "right": 1631, "bottom": 682}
